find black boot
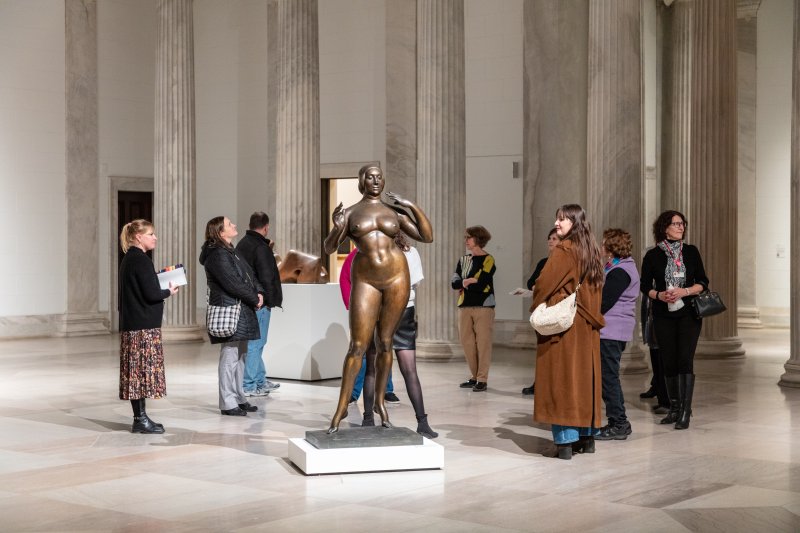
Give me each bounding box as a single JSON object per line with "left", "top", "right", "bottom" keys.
{"left": 415, "top": 414, "right": 438, "bottom": 438}
{"left": 660, "top": 376, "right": 680, "bottom": 425}
{"left": 675, "top": 374, "right": 695, "bottom": 430}
{"left": 361, "top": 411, "right": 375, "bottom": 427}
{"left": 131, "top": 413, "right": 165, "bottom": 434}
{"left": 556, "top": 444, "right": 573, "bottom": 460}
{"left": 572, "top": 436, "right": 595, "bottom": 454}
{"left": 140, "top": 399, "right": 163, "bottom": 429}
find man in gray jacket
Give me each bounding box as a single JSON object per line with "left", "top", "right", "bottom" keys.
{"left": 235, "top": 212, "right": 284, "bottom": 396}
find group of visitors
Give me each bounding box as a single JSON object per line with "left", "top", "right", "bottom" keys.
{"left": 117, "top": 174, "right": 709, "bottom": 460}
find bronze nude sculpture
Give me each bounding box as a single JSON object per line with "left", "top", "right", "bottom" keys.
{"left": 323, "top": 165, "right": 433, "bottom": 433}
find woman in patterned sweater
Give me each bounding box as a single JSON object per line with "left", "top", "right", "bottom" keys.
{"left": 451, "top": 225, "right": 497, "bottom": 392}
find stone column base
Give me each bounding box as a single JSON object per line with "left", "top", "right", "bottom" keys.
{"left": 695, "top": 337, "right": 745, "bottom": 358}
{"left": 493, "top": 319, "right": 536, "bottom": 349}
{"left": 416, "top": 340, "right": 464, "bottom": 362}
{"left": 54, "top": 313, "right": 109, "bottom": 337}
{"left": 621, "top": 343, "right": 649, "bottom": 374}
{"left": 779, "top": 360, "right": 800, "bottom": 388}
{"left": 162, "top": 325, "right": 206, "bottom": 343}
{"left": 737, "top": 305, "right": 763, "bottom": 329}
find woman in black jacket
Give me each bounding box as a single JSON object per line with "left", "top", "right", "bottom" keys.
{"left": 199, "top": 216, "right": 264, "bottom": 416}
{"left": 118, "top": 219, "right": 178, "bottom": 433}
{"left": 640, "top": 210, "right": 709, "bottom": 430}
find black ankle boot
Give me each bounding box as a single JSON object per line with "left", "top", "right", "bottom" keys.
{"left": 675, "top": 373, "right": 695, "bottom": 429}
{"left": 572, "top": 436, "right": 595, "bottom": 454}
{"left": 140, "top": 399, "right": 163, "bottom": 429}
{"left": 660, "top": 376, "right": 681, "bottom": 425}
{"left": 415, "top": 414, "right": 438, "bottom": 438}
{"left": 556, "top": 444, "right": 573, "bottom": 460}
{"left": 131, "top": 414, "right": 165, "bottom": 434}
{"left": 361, "top": 411, "right": 375, "bottom": 427}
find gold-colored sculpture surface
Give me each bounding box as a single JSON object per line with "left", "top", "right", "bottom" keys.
{"left": 323, "top": 165, "right": 433, "bottom": 433}
{"left": 276, "top": 250, "right": 330, "bottom": 284}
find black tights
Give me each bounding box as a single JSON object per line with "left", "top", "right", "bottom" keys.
{"left": 653, "top": 314, "right": 702, "bottom": 376}
{"left": 362, "top": 348, "right": 427, "bottom": 419}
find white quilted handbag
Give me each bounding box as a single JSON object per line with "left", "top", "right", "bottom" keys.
{"left": 530, "top": 282, "right": 581, "bottom": 336}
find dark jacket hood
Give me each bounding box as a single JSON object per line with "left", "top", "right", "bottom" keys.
{"left": 199, "top": 240, "right": 230, "bottom": 265}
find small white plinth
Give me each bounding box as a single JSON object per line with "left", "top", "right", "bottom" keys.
{"left": 288, "top": 437, "right": 444, "bottom": 475}
{"left": 268, "top": 284, "right": 349, "bottom": 380}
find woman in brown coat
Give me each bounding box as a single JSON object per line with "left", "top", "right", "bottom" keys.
{"left": 532, "top": 204, "right": 605, "bottom": 460}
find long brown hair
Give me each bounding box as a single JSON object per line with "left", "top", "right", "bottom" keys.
{"left": 555, "top": 204, "right": 604, "bottom": 286}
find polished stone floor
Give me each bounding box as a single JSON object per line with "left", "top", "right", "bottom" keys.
{"left": 0, "top": 328, "right": 798, "bottom": 532}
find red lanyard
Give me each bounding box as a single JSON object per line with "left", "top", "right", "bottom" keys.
{"left": 662, "top": 241, "right": 683, "bottom": 267}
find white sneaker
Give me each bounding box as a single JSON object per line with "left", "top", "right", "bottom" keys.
{"left": 262, "top": 380, "right": 281, "bottom": 391}
{"left": 245, "top": 387, "right": 270, "bottom": 397}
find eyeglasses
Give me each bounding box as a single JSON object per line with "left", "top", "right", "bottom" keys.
{"left": 669, "top": 221, "right": 686, "bottom": 228}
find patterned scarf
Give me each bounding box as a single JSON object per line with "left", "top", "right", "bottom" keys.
{"left": 657, "top": 240, "right": 686, "bottom": 288}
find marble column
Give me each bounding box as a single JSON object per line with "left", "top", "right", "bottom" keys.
{"left": 274, "top": 0, "right": 321, "bottom": 257}
{"left": 59, "top": 0, "right": 108, "bottom": 336}
{"left": 780, "top": 0, "right": 800, "bottom": 387}
{"left": 586, "top": 0, "right": 647, "bottom": 374}
{"left": 736, "top": 2, "right": 763, "bottom": 327}
{"left": 690, "top": 0, "right": 744, "bottom": 357}
{"left": 154, "top": 0, "right": 203, "bottom": 342}
{"left": 416, "top": 0, "right": 466, "bottom": 361}
{"left": 523, "top": 0, "right": 589, "bottom": 298}
{"left": 660, "top": 0, "right": 693, "bottom": 217}
{"left": 385, "top": 0, "right": 417, "bottom": 202}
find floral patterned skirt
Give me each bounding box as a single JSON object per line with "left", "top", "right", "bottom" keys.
{"left": 119, "top": 328, "right": 166, "bottom": 400}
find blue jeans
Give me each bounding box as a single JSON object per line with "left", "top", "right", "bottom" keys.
{"left": 350, "top": 353, "right": 394, "bottom": 401}
{"left": 600, "top": 339, "right": 628, "bottom": 425}
{"left": 551, "top": 425, "right": 598, "bottom": 445}
{"left": 243, "top": 307, "right": 271, "bottom": 392}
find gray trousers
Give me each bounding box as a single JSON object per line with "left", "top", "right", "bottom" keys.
{"left": 219, "top": 341, "right": 248, "bottom": 410}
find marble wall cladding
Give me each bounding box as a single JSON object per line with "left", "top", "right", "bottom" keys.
{"left": 416, "top": 0, "right": 466, "bottom": 358}
{"left": 586, "top": 0, "right": 643, "bottom": 252}
{"left": 275, "top": 0, "right": 321, "bottom": 257}
{"left": 690, "top": 0, "right": 742, "bottom": 351}
{"left": 154, "top": 0, "right": 199, "bottom": 332}
{"left": 737, "top": 17, "right": 760, "bottom": 318}
{"left": 385, "top": 0, "right": 417, "bottom": 202}
{"left": 523, "top": 0, "right": 588, "bottom": 272}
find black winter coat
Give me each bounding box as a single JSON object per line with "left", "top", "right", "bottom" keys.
{"left": 118, "top": 247, "right": 171, "bottom": 331}
{"left": 199, "top": 241, "right": 263, "bottom": 344}
{"left": 235, "top": 230, "right": 283, "bottom": 309}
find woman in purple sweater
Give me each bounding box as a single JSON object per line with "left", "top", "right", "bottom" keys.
{"left": 595, "top": 229, "right": 640, "bottom": 441}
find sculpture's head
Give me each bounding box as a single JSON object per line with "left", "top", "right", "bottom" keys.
{"left": 358, "top": 165, "right": 384, "bottom": 196}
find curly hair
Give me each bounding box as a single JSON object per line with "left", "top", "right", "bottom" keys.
{"left": 465, "top": 225, "right": 492, "bottom": 248}
{"left": 602, "top": 228, "right": 633, "bottom": 259}
{"left": 652, "top": 210, "right": 687, "bottom": 242}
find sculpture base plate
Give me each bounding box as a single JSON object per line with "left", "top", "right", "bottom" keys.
{"left": 305, "top": 426, "right": 422, "bottom": 449}
{"left": 289, "top": 430, "right": 444, "bottom": 475}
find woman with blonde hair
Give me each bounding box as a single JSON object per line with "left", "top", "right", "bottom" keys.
{"left": 118, "top": 219, "right": 178, "bottom": 433}
{"left": 531, "top": 204, "right": 605, "bottom": 459}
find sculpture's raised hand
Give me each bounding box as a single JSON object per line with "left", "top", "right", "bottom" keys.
{"left": 331, "top": 202, "right": 345, "bottom": 227}
{"left": 386, "top": 191, "right": 412, "bottom": 209}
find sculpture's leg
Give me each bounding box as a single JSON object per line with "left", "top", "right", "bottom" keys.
{"left": 373, "top": 338, "right": 394, "bottom": 428}
{"left": 373, "top": 278, "right": 410, "bottom": 428}
{"left": 328, "top": 352, "right": 364, "bottom": 433}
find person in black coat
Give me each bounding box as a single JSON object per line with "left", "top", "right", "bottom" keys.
{"left": 235, "top": 211, "right": 283, "bottom": 396}
{"left": 118, "top": 219, "right": 178, "bottom": 433}
{"left": 522, "top": 227, "right": 560, "bottom": 395}
{"left": 199, "top": 216, "right": 264, "bottom": 416}
{"left": 640, "top": 210, "right": 709, "bottom": 430}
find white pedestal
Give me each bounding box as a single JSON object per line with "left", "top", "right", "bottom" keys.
{"left": 268, "top": 284, "right": 349, "bottom": 380}
{"left": 288, "top": 437, "right": 444, "bottom": 475}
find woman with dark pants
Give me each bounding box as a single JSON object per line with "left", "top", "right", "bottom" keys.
{"left": 640, "top": 211, "right": 708, "bottom": 430}
{"left": 118, "top": 219, "right": 178, "bottom": 433}
{"left": 596, "top": 228, "right": 640, "bottom": 441}
{"left": 200, "top": 216, "right": 264, "bottom": 416}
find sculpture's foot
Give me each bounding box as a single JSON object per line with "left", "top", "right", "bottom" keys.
{"left": 326, "top": 426, "right": 339, "bottom": 434}
{"left": 381, "top": 420, "right": 393, "bottom": 429}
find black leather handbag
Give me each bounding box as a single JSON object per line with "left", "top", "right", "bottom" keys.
{"left": 692, "top": 290, "right": 727, "bottom": 318}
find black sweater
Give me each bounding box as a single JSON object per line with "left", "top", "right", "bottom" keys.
{"left": 640, "top": 243, "right": 708, "bottom": 318}
{"left": 118, "top": 247, "right": 171, "bottom": 331}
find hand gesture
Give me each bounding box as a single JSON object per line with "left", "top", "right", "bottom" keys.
{"left": 386, "top": 191, "right": 412, "bottom": 208}
{"left": 168, "top": 282, "right": 179, "bottom": 296}
{"left": 331, "top": 202, "right": 345, "bottom": 227}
